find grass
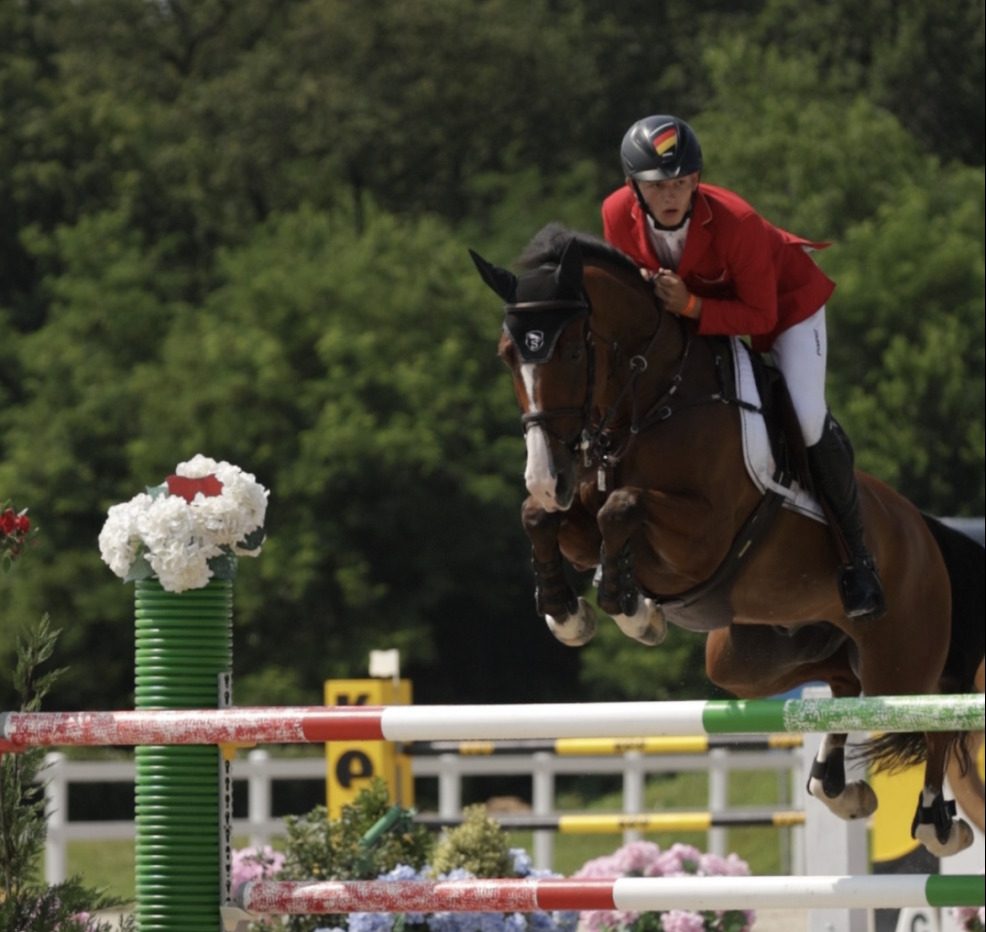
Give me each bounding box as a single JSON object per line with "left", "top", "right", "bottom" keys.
{"left": 65, "top": 839, "right": 135, "bottom": 903}
{"left": 64, "top": 767, "right": 797, "bottom": 903}
{"left": 510, "top": 766, "right": 796, "bottom": 876}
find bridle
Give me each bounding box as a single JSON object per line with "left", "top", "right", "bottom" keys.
{"left": 581, "top": 309, "right": 694, "bottom": 470}
{"left": 503, "top": 293, "right": 696, "bottom": 475}
{"left": 503, "top": 298, "right": 593, "bottom": 450}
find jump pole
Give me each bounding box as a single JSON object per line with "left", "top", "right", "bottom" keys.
{"left": 414, "top": 809, "right": 807, "bottom": 832}
{"left": 2, "top": 694, "right": 983, "bottom": 750}
{"left": 404, "top": 735, "right": 804, "bottom": 755}
{"left": 221, "top": 874, "right": 984, "bottom": 928}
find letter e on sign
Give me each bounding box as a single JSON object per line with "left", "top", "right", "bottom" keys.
{"left": 335, "top": 749, "right": 374, "bottom": 788}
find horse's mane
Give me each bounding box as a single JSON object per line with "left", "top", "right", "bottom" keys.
{"left": 516, "top": 222, "right": 641, "bottom": 279}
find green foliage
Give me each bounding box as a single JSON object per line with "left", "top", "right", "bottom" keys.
{"left": 695, "top": 40, "right": 927, "bottom": 239}
{"left": 750, "top": 0, "right": 985, "bottom": 166}
{"left": 0, "top": 0, "right": 983, "bottom": 715}
{"left": 276, "top": 781, "right": 432, "bottom": 932}
{"left": 1, "top": 619, "right": 60, "bottom": 896}
{"left": 0, "top": 617, "right": 134, "bottom": 931}
{"left": 429, "top": 804, "right": 513, "bottom": 878}
{"left": 578, "top": 613, "right": 716, "bottom": 702}
{"left": 1, "top": 201, "right": 583, "bottom": 710}
{"left": 823, "top": 169, "right": 986, "bottom": 513}
{"left": 279, "top": 781, "right": 432, "bottom": 884}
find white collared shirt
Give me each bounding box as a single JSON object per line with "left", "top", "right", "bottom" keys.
{"left": 646, "top": 216, "right": 690, "bottom": 270}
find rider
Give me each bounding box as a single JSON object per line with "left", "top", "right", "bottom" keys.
{"left": 601, "top": 113, "right": 886, "bottom": 621}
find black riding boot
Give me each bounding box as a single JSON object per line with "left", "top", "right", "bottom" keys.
{"left": 806, "top": 414, "right": 887, "bottom": 621}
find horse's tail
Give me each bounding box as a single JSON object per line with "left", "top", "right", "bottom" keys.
{"left": 862, "top": 515, "right": 985, "bottom": 829}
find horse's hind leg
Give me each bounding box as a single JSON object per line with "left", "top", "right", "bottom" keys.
{"left": 946, "top": 658, "right": 985, "bottom": 834}
{"left": 911, "top": 732, "right": 975, "bottom": 857}
{"left": 596, "top": 488, "right": 667, "bottom": 646}
{"left": 852, "top": 583, "right": 974, "bottom": 856}
{"left": 521, "top": 497, "right": 598, "bottom": 646}
{"left": 705, "top": 626, "right": 878, "bottom": 819}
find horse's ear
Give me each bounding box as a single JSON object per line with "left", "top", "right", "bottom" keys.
{"left": 469, "top": 249, "right": 517, "bottom": 303}
{"left": 555, "top": 237, "right": 584, "bottom": 292}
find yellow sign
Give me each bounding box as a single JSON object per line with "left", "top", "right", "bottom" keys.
{"left": 324, "top": 678, "right": 414, "bottom": 818}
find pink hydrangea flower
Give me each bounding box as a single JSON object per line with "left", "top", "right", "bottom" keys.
{"left": 572, "top": 840, "right": 755, "bottom": 932}
{"left": 231, "top": 845, "right": 285, "bottom": 891}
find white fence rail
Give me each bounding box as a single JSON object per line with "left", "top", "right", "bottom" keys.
{"left": 42, "top": 742, "right": 805, "bottom": 885}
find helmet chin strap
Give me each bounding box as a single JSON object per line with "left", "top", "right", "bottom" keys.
{"left": 629, "top": 178, "right": 695, "bottom": 232}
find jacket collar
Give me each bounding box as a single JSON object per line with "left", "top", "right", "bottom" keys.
{"left": 676, "top": 185, "right": 713, "bottom": 275}
{"left": 630, "top": 183, "right": 713, "bottom": 273}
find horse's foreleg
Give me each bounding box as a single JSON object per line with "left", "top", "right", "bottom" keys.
{"left": 596, "top": 488, "right": 666, "bottom": 646}
{"left": 802, "top": 674, "right": 879, "bottom": 821}
{"left": 807, "top": 731, "right": 877, "bottom": 820}
{"left": 911, "top": 733, "right": 975, "bottom": 857}
{"left": 521, "top": 497, "right": 598, "bottom": 646}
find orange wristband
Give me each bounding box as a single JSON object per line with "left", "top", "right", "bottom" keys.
{"left": 682, "top": 292, "right": 699, "bottom": 318}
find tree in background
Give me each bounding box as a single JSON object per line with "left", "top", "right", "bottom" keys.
{"left": 1, "top": 0, "right": 982, "bottom": 710}
{"left": 0, "top": 513, "right": 133, "bottom": 930}
{"left": 750, "top": 0, "right": 985, "bottom": 166}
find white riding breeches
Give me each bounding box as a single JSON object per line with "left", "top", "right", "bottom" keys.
{"left": 770, "top": 306, "right": 828, "bottom": 446}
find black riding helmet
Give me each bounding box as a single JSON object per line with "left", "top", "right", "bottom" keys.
{"left": 620, "top": 115, "right": 703, "bottom": 181}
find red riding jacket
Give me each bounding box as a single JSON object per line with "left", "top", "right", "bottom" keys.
{"left": 601, "top": 183, "right": 835, "bottom": 352}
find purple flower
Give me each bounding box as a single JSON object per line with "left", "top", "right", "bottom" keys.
{"left": 350, "top": 912, "right": 395, "bottom": 932}
{"left": 511, "top": 847, "right": 534, "bottom": 876}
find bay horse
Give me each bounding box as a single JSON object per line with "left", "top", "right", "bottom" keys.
{"left": 470, "top": 223, "right": 985, "bottom": 858}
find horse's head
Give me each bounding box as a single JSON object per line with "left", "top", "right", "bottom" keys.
{"left": 471, "top": 235, "right": 592, "bottom": 512}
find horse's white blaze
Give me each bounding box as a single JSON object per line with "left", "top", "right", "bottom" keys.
{"left": 521, "top": 364, "right": 560, "bottom": 511}
{"left": 525, "top": 428, "right": 559, "bottom": 509}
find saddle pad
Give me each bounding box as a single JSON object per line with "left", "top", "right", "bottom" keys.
{"left": 730, "top": 337, "right": 826, "bottom": 524}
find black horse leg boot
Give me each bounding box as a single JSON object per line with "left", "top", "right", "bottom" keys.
{"left": 807, "top": 415, "right": 887, "bottom": 621}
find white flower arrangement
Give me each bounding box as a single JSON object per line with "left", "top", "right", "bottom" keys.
{"left": 98, "top": 455, "right": 268, "bottom": 593}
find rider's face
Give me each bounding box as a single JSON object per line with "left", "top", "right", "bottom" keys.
{"left": 634, "top": 173, "right": 699, "bottom": 227}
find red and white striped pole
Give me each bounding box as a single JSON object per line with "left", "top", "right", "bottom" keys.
{"left": 220, "top": 874, "right": 983, "bottom": 928}
{"left": 3, "top": 694, "right": 983, "bottom": 752}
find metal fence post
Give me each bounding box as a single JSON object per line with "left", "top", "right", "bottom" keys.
{"left": 708, "top": 747, "right": 728, "bottom": 857}
{"left": 438, "top": 753, "right": 460, "bottom": 819}
{"left": 248, "top": 749, "right": 271, "bottom": 849}
{"left": 622, "top": 750, "right": 644, "bottom": 846}
{"left": 532, "top": 751, "right": 554, "bottom": 871}
{"left": 43, "top": 751, "right": 67, "bottom": 885}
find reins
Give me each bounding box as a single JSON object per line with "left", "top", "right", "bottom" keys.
{"left": 581, "top": 290, "right": 775, "bottom": 480}
{"left": 506, "top": 270, "right": 764, "bottom": 483}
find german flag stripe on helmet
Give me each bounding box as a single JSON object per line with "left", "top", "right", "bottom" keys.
{"left": 652, "top": 125, "right": 677, "bottom": 155}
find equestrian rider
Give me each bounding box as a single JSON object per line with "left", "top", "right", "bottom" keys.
{"left": 601, "top": 113, "right": 886, "bottom": 622}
